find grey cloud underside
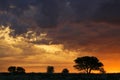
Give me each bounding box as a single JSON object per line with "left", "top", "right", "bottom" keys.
{"left": 0, "top": 0, "right": 120, "bottom": 28}
{"left": 0, "top": 0, "right": 120, "bottom": 51}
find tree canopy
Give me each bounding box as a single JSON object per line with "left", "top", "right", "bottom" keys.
{"left": 74, "top": 56, "right": 104, "bottom": 74}
{"left": 8, "top": 66, "right": 16, "bottom": 73}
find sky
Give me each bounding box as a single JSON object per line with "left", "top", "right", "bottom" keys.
{"left": 0, "top": 0, "right": 120, "bottom": 73}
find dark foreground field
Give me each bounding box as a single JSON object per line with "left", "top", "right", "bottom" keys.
{"left": 0, "top": 73, "right": 120, "bottom": 80}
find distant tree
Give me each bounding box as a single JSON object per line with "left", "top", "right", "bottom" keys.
{"left": 16, "top": 67, "right": 25, "bottom": 73}
{"left": 8, "top": 66, "right": 25, "bottom": 74}
{"left": 74, "top": 56, "right": 104, "bottom": 74}
{"left": 47, "top": 66, "right": 54, "bottom": 74}
{"left": 62, "top": 68, "right": 69, "bottom": 74}
{"left": 8, "top": 66, "right": 16, "bottom": 73}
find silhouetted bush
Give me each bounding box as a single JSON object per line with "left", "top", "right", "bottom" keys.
{"left": 62, "top": 68, "right": 69, "bottom": 74}
{"left": 47, "top": 66, "right": 54, "bottom": 74}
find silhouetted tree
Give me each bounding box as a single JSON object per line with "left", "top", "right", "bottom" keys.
{"left": 62, "top": 68, "right": 69, "bottom": 74}
{"left": 74, "top": 56, "right": 104, "bottom": 74}
{"left": 16, "top": 67, "right": 25, "bottom": 73}
{"left": 8, "top": 66, "right": 25, "bottom": 74}
{"left": 8, "top": 66, "right": 16, "bottom": 73}
{"left": 47, "top": 66, "right": 54, "bottom": 74}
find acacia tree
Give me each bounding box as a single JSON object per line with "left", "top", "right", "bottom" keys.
{"left": 8, "top": 66, "right": 16, "bottom": 73}
{"left": 74, "top": 56, "right": 104, "bottom": 74}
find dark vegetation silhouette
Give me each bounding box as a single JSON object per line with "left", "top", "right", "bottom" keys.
{"left": 47, "top": 66, "right": 54, "bottom": 74}
{"left": 8, "top": 66, "right": 25, "bottom": 74}
{"left": 62, "top": 68, "right": 69, "bottom": 74}
{"left": 74, "top": 56, "right": 104, "bottom": 74}
{"left": 0, "top": 56, "right": 119, "bottom": 80}
{"left": 16, "top": 67, "right": 25, "bottom": 73}
{"left": 8, "top": 66, "right": 16, "bottom": 74}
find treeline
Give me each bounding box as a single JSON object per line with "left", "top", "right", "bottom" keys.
{"left": 6, "top": 56, "right": 106, "bottom": 74}
{"left": 7, "top": 66, "right": 69, "bottom": 74}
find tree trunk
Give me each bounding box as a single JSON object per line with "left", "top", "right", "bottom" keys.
{"left": 88, "top": 69, "right": 92, "bottom": 74}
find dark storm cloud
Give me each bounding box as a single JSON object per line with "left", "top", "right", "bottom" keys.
{"left": 0, "top": 12, "right": 29, "bottom": 34}
{"left": 0, "top": 0, "right": 59, "bottom": 33}
{"left": 0, "top": 0, "right": 120, "bottom": 29}
{"left": 46, "top": 22, "right": 120, "bottom": 53}
{"left": 69, "top": 0, "right": 120, "bottom": 23}
{"left": 0, "top": 0, "right": 32, "bottom": 34}
{"left": 93, "top": 0, "right": 120, "bottom": 24}
{"left": 0, "top": 0, "right": 120, "bottom": 52}
{"left": 35, "top": 0, "right": 59, "bottom": 28}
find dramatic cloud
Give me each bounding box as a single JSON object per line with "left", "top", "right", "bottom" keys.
{"left": 0, "top": 0, "right": 120, "bottom": 30}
